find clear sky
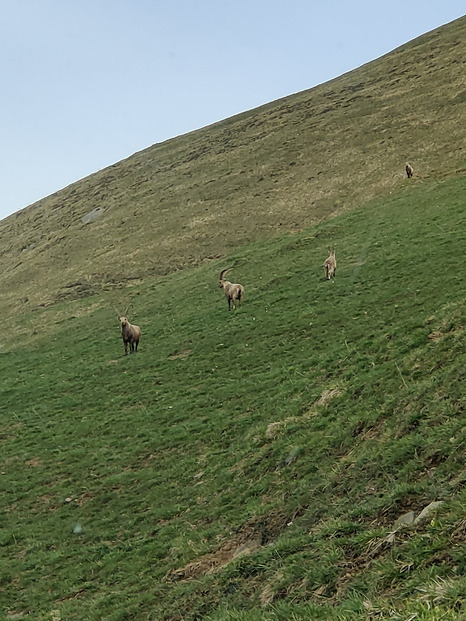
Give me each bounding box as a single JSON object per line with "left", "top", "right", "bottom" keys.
{"left": 1, "top": 1, "right": 464, "bottom": 221}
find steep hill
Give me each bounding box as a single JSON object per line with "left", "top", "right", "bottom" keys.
{"left": 0, "top": 16, "right": 465, "bottom": 319}
{"left": 0, "top": 16, "right": 465, "bottom": 621}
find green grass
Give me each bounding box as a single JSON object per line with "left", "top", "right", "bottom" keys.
{"left": 1, "top": 173, "right": 465, "bottom": 619}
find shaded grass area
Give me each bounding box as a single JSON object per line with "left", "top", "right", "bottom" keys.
{"left": 1, "top": 175, "right": 465, "bottom": 619}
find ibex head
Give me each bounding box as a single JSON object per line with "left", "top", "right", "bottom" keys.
{"left": 115, "top": 304, "right": 132, "bottom": 326}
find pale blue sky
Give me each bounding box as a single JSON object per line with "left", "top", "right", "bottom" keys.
{"left": 1, "top": 1, "right": 464, "bottom": 221}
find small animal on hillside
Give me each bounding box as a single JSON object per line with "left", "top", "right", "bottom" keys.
{"left": 219, "top": 269, "right": 244, "bottom": 310}
{"left": 114, "top": 305, "right": 141, "bottom": 355}
{"left": 323, "top": 248, "right": 337, "bottom": 280}
{"left": 405, "top": 163, "right": 414, "bottom": 178}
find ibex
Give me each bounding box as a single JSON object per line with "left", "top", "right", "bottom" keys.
{"left": 323, "top": 248, "right": 337, "bottom": 280}
{"left": 405, "top": 163, "right": 414, "bottom": 178}
{"left": 219, "top": 269, "right": 244, "bottom": 310}
{"left": 114, "top": 305, "right": 141, "bottom": 355}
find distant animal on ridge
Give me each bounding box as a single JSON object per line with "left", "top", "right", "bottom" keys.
{"left": 323, "top": 248, "right": 337, "bottom": 280}
{"left": 115, "top": 305, "right": 141, "bottom": 355}
{"left": 219, "top": 269, "right": 244, "bottom": 310}
{"left": 406, "top": 163, "right": 414, "bottom": 178}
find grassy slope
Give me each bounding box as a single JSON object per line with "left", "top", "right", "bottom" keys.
{"left": 1, "top": 172, "right": 465, "bottom": 620}
{"left": 0, "top": 16, "right": 465, "bottom": 321}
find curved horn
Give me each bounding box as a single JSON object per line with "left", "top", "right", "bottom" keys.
{"left": 114, "top": 306, "right": 121, "bottom": 317}
{"left": 219, "top": 268, "right": 231, "bottom": 280}
{"left": 124, "top": 303, "right": 132, "bottom": 317}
